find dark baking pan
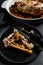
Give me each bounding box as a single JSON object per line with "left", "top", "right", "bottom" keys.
{"left": 0, "top": 23, "right": 42, "bottom": 64}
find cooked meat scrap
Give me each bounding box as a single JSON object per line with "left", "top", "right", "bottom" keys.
{"left": 41, "top": 15, "right": 43, "bottom": 18}
{"left": 14, "top": 1, "right": 43, "bottom": 16}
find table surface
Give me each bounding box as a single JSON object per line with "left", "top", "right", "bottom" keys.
{"left": 0, "top": 0, "right": 43, "bottom": 65}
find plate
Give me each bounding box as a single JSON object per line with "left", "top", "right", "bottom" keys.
{"left": 0, "top": 23, "right": 42, "bottom": 63}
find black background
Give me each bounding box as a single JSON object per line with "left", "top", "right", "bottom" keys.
{"left": 0, "top": 0, "right": 43, "bottom": 65}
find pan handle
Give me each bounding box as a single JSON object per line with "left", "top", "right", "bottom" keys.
{"left": 1, "top": 0, "right": 8, "bottom": 9}
{"left": 0, "top": 0, "right": 8, "bottom": 13}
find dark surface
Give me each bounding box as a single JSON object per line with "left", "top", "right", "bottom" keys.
{"left": 0, "top": 0, "right": 43, "bottom": 65}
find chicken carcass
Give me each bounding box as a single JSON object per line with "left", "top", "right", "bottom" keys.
{"left": 3, "top": 29, "right": 34, "bottom": 54}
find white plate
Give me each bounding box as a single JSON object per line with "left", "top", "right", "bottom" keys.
{"left": 1, "top": 0, "right": 43, "bottom": 23}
